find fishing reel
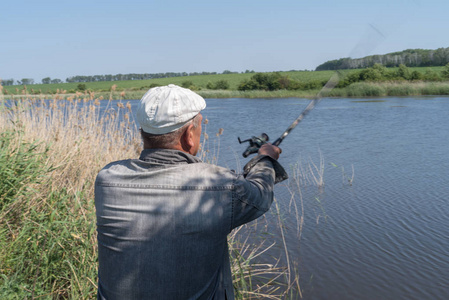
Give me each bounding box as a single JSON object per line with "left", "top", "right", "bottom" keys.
{"left": 238, "top": 133, "right": 269, "bottom": 158}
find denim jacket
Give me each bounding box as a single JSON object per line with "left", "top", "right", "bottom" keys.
{"left": 95, "top": 149, "right": 287, "bottom": 300}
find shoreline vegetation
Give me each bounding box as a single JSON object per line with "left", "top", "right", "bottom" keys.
{"left": 0, "top": 95, "right": 335, "bottom": 299}
{"left": 2, "top": 64, "right": 449, "bottom": 100}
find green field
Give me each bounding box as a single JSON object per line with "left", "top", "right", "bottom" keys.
{"left": 2, "top": 70, "right": 338, "bottom": 93}
{"left": 2, "top": 66, "right": 448, "bottom": 99}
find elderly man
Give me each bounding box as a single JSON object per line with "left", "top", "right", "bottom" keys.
{"left": 95, "top": 84, "right": 287, "bottom": 300}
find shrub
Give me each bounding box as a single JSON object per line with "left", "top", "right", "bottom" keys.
{"left": 423, "top": 69, "right": 441, "bottom": 81}
{"left": 441, "top": 63, "right": 449, "bottom": 79}
{"left": 206, "top": 80, "right": 230, "bottom": 90}
{"left": 410, "top": 70, "right": 424, "bottom": 81}
{"left": 237, "top": 73, "right": 285, "bottom": 91}
{"left": 181, "top": 80, "right": 194, "bottom": 88}
{"left": 395, "top": 64, "right": 411, "bottom": 80}
{"left": 238, "top": 79, "right": 261, "bottom": 91}
{"left": 347, "top": 82, "right": 386, "bottom": 97}
{"left": 214, "top": 80, "right": 230, "bottom": 90}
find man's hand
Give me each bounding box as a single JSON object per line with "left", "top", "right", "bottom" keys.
{"left": 258, "top": 143, "right": 282, "bottom": 160}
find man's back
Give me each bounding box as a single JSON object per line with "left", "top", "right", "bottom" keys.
{"left": 95, "top": 85, "right": 285, "bottom": 299}
{"left": 95, "top": 149, "right": 237, "bottom": 299}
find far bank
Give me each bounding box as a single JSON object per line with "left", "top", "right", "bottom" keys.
{"left": 2, "top": 81, "right": 449, "bottom": 100}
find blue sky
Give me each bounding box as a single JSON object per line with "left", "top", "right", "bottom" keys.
{"left": 1, "top": 0, "right": 448, "bottom": 83}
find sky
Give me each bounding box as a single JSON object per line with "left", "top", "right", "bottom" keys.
{"left": 1, "top": 0, "right": 448, "bottom": 83}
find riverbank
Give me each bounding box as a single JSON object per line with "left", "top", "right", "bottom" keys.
{"left": 2, "top": 66, "right": 449, "bottom": 100}
{"left": 0, "top": 98, "right": 303, "bottom": 299}
{"left": 2, "top": 80, "right": 449, "bottom": 100}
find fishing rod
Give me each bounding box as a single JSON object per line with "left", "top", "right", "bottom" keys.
{"left": 237, "top": 17, "right": 399, "bottom": 158}
{"left": 238, "top": 72, "right": 341, "bottom": 157}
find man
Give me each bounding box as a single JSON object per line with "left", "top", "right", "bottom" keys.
{"left": 95, "top": 84, "right": 287, "bottom": 300}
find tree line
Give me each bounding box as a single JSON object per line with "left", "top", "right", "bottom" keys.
{"left": 316, "top": 47, "right": 449, "bottom": 71}
{"left": 1, "top": 70, "right": 252, "bottom": 86}
{"left": 238, "top": 63, "right": 449, "bottom": 91}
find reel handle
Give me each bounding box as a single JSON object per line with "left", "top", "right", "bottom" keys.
{"left": 238, "top": 133, "right": 269, "bottom": 158}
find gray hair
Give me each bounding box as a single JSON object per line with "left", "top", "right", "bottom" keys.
{"left": 141, "top": 114, "right": 201, "bottom": 149}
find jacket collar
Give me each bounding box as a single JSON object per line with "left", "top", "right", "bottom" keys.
{"left": 139, "top": 149, "right": 202, "bottom": 165}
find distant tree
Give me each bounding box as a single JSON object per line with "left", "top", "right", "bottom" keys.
{"left": 278, "top": 75, "right": 291, "bottom": 89}
{"left": 19, "top": 78, "right": 34, "bottom": 85}
{"left": 222, "top": 70, "right": 237, "bottom": 74}
{"left": 441, "top": 63, "right": 449, "bottom": 79}
{"left": 410, "top": 70, "right": 424, "bottom": 81}
{"left": 396, "top": 64, "right": 411, "bottom": 80}
{"left": 238, "top": 73, "right": 284, "bottom": 91}
{"left": 181, "top": 81, "right": 194, "bottom": 88}
{"left": 238, "top": 79, "right": 261, "bottom": 91}
{"left": 207, "top": 80, "right": 230, "bottom": 90}
{"left": 316, "top": 47, "right": 449, "bottom": 70}
{"left": 51, "top": 79, "right": 62, "bottom": 84}
{"left": 1, "top": 79, "right": 14, "bottom": 86}
{"left": 215, "top": 80, "right": 230, "bottom": 89}
{"left": 77, "top": 83, "right": 87, "bottom": 91}
{"left": 423, "top": 69, "right": 441, "bottom": 81}
{"left": 42, "top": 77, "right": 51, "bottom": 84}
{"left": 358, "top": 63, "right": 390, "bottom": 81}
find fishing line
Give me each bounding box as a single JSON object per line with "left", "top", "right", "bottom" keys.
{"left": 238, "top": 15, "right": 402, "bottom": 157}
{"left": 270, "top": 17, "right": 396, "bottom": 149}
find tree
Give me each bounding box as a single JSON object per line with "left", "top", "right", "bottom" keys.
{"left": 215, "top": 80, "right": 229, "bottom": 89}
{"left": 42, "top": 77, "right": 51, "bottom": 84}
{"left": 1, "top": 79, "right": 14, "bottom": 86}
{"left": 238, "top": 79, "right": 261, "bottom": 91}
{"left": 77, "top": 84, "right": 87, "bottom": 91}
{"left": 441, "top": 63, "right": 449, "bottom": 79}
{"left": 181, "top": 81, "right": 194, "bottom": 88}
{"left": 396, "top": 64, "right": 411, "bottom": 80}
{"left": 19, "top": 78, "right": 34, "bottom": 85}
{"left": 51, "top": 79, "right": 62, "bottom": 84}
{"left": 238, "top": 73, "right": 284, "bottom": 91}
{"left": 359, "top": 68, "right": 383, "bottom": 81}
{"left": 410, "top": 70, "right": 424, "bottom": 81}
{"left": 423, "top": 68, "right": 440, "bottom": 81}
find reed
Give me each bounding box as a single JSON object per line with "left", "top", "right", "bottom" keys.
{"left": 0, "top": 89, "right": 322, "bottom": 299}
{"left": 197, "top": 89, "right": 315, "bottom": 99}
{"left": 0, "top": 95, "right": 140, "bottom": 298}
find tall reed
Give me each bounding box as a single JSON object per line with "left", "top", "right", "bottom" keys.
{"left": 0, "top": 91, "right": 319, "bottom": 299}
{"left": 0, "top": 95, "right": 140, "bottom": 298}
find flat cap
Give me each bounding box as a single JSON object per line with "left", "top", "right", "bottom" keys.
{"left": 136, "top": 84, "right": 206, "bottom": 134}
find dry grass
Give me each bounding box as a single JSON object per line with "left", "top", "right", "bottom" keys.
{"left": 1, "top": 96, "right": 141, "bottom": 198}
{"left": 0, "top": 93, "right": 141, "bottom": 298}
{"left": 0, "top": 86, "right": 316, "bottom": 299}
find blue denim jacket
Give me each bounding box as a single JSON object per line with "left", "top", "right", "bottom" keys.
{"left": 95, "top": 149, "right": 287, "bottom": 300}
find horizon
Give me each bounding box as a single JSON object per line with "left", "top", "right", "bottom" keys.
{"left": 2, "top": 0, "right": 448, "bottom": 83}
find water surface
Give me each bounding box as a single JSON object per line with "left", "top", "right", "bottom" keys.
{"left": 116, "top": 96, "right": 449, "bottom": 299}
{"left": 201, "top": 96, "right": 449, "bottom": 300}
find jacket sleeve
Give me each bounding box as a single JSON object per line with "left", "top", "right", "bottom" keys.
{"left": 231, "top": 155, "right": 288, "bottom": 229}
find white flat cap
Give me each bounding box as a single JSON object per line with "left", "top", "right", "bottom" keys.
{"left": 137, "top": 84, "right": 206, "bottom": 134}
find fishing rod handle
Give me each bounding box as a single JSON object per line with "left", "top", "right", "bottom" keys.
{"left": 272, "top": 137, "right": 282, "bottom": 146}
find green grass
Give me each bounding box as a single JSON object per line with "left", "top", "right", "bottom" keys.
{"left": 2, "top": 67, "right": 448, "bottom": 100}
{"left": 0, "top": 130, "right": 98, "bottom": 299}
{"left": 1, "top": 70, "right": 351, "bottom": 96}
{"left": 324, "top": 81, "right": 449, "bottom": 98}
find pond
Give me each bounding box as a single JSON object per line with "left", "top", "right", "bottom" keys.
{"left": 112, "top": 96, "right": 449, "bottom": 299}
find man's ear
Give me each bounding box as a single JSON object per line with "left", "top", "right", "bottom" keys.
{"left": 181, "top": 124, "right": 195, "bottom": 150}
